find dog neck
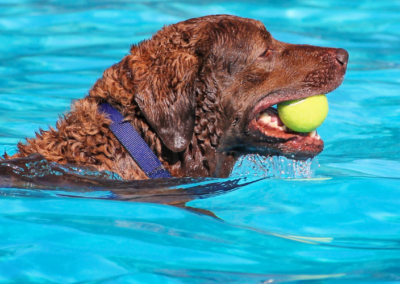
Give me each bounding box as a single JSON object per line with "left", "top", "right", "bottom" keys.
{"left": 80, "top": 59, "right": 235, "bottom": 177}
{"left": 86, "top": 60, "right": 237, "bottom": 178}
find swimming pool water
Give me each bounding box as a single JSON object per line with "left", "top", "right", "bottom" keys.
{"left": 1, "top": 0, "right": 400, "bottom": 283}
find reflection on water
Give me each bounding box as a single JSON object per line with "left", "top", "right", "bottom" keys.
{"left": 0, "top": 153, "right": 261, "bottom": 218}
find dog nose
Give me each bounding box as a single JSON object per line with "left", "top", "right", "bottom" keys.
{"left": 336, "top": 48, "right": 349, "bottom": 65}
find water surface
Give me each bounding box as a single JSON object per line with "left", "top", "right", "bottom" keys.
{"left": 0, "top": 0, "right": 400, "bottom": 283}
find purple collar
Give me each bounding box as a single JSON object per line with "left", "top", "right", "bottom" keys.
{"left": 98, "top": 103, "right": 172, "bottom": 179}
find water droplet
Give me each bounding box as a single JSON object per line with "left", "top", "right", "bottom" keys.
{"left": 230, "top": 154, "right": 318, "bottom": 179}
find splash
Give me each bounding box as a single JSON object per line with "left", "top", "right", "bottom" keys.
{"left": 230, "top": 154, "right": 319, "bottom": 179}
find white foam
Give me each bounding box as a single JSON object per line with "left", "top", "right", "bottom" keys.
{"left": 230, "top": 154, "right": 319, "bottom": 179}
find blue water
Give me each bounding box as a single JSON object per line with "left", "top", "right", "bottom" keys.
{"left": 1, "top": 0, "right": 400, "bottom": 283}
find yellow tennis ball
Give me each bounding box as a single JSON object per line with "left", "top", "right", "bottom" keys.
{"left": 277, "top": 95, "right": 329, "bottom": 133}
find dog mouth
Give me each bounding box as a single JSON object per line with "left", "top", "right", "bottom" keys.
{"left": 255, "top": 107, "right": 321, "bottom": 139}
{"left": 248, "top": 92, "right": 325, "bottom": 159}
{"left": 241, "top": 46, "right": 348, "bottom": 160}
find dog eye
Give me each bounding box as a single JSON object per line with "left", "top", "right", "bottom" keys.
{"left": 259, "top": 49, "right": 273, "bottom": 59}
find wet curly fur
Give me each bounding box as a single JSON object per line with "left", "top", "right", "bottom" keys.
{"left": 10, "top": 16, "right": 229, "bottom": 180}
{"left": 8, "top": 15, "right": 348, "bottom": 180}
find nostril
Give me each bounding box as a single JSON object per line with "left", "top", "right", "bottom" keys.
{"left": 336, "top": 48, "right": 349, "bottom": 65}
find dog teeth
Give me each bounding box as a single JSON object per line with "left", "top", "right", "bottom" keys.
{"left": 257, "top": 111, "right": 321, "bottom": 139}
{"left": 257, "top": 111, "right": 288, "bottom": 132}
{"left": 259, "top": 112, "right": 271, "bottom": 124}
{"left": 309, "top": 130, "right": 317, "bottom": 137}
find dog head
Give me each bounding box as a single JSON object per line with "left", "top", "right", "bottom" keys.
{"left": 98, "top": 15, "right": 348, "bottom": 175}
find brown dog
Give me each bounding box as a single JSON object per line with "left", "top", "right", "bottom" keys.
{"left": 8, "top": 15, "right": 348, "bottom": 180}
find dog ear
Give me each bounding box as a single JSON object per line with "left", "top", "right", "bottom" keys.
{"left": 130, "top": 49, "right": 199, "bottom": 153}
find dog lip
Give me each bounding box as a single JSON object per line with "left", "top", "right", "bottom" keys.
{"left": 250, "top": 117, "right": 323, "bottom": 143}
{"left": 248, "top": 118, "right": 324, "bottom": 158}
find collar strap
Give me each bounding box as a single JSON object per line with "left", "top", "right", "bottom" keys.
{"left": 98, "top": 103, "right": 172, "bottom": 179}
